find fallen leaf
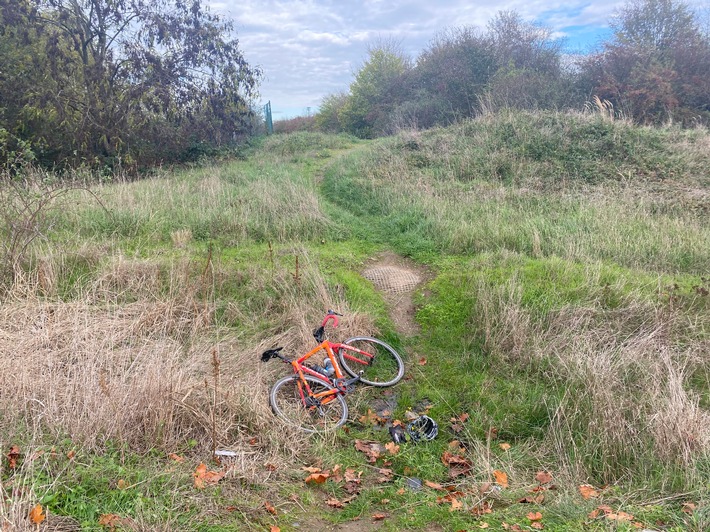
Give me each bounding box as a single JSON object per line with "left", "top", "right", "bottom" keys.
{"left": 450, "top": 498, "right": 463, "bottom": 512}
{"left": 248, "top": 437, "right": 258, "bottom": 445}
{"left": 535, "top": 471, "right": 553, "bottom": 484}
{"left": 301, "top": 466, "right": 322, "bottom": 473}
{"left": 397, "top": 488, "right": 405, "bottom": 495}
{"left": 682, "top": 502, "right": 697, "bottom": 514}
{"left": 193, "top": 463, "right": 225, "bottom": 489}
{"left": 117, "top": 479, "right": 127, "bottom": 490}
{"left": 354, "top": 440, "right": 384, "bottom": 463}
{"left": 29, "top": 504, "right": 45, "bottom": 524}
{"left": 377, "top": 468, "right": 394, "bottom": 483}
{"left": 305, "top": 473, "right": 330, "bottom": 484}
{"left": 451, "top": 423, "right": 464, "bottom": 433}
{"left": 487, "top": 427, "right": 498, "bottom": 440}
{"left": 527, "top": 511, "right": 543, "bottom": 521}
{"left": 499, "top": 443, "right": 511, "bottom": 451}
{"left": 458, "top": 413, "right": 470, "bottom": 422}
{"left": 6, "top": 445, "right": 20, "bottom": 469}
{"left": 531, "top": 522, "right": 544, "bottom": 530}
{"left": 325, "top": 498, "right": 344, "bottom": 509}
{"left": 493, "top": 470, "right": 508, "bottom": 488}
{"left": 98, "top": 514, "right": 122, "bottom": 528}
{"left": 425, "top": 480, "right": 446, "bottom": 491}
{"left": 385, "top": 442, "right": 400, "bottom": 455}
{"left": 270, "top": 527, "right": 280, "bottom": 532}
{"left": 417, "top": 357, "right": 427, "bottom": 365}
{"left": 359, "top": 410, "right": 385, "bottom": 425}
{"left": 344, "top": 468, "right": 362, "bottom": 483}
{"left": 168, "top": 453, "right": 184, "bottom": 462}
{"left": 479, "top": 523, "right": 490, "bottom": 529}
{"left": 66, "top": 450, "right": 76, "bottom": 460}
{"left": 264, "top": 502, "right": 277, "bottom": 515}
{"left": 578, "top": 484, "right": 599, "bottom": 499}
{"left": 372, "top": 512, "right": 387, "bottom": 521}
{"left": 607, "top": 511, "right": 634, "bottom": 522}
{"left": 470, "top": 502, "right": 493, "bottom": 516}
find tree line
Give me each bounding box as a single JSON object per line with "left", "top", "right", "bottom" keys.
{"left": 0, "top": 0, "right": 261, "bottom": 171}
{"left": 314, "top": 0, "right": 710, "bottom": 138}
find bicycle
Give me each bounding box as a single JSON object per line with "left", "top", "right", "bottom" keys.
{"left": 260, "top": 310, "right": 405, "bottom": 433}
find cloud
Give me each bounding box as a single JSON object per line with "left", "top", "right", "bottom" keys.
{"left": 213, "top": 0, "right": 628, "bottom": 117}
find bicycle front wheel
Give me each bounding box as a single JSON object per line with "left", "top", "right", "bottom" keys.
{"left": 338, "top": 337, "right": 405, "bottom": 387}
{"left": 269, "top": 375, "right": 348, "bottom": 433}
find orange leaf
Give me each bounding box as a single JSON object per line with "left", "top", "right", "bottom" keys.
{"left": 385, "top": 442, "right": 399, "bottom": 455}
{"left": 499, "top": 443, "right": 511, "bottom": 451}
{"left": 450, "top": 498, "right": 463, "bottom": 512}
{"left": 458, "top": 413, "right": 470, "bottom": 422}
{"left": 305, "top": 473, "right": 330, "bottom": 484}
{"left": 578, "top": 484, "right": 599, "bottom": 499}
{"left": 531, "top": 522, "right": 544, "bottom": 530}
{"left": 66, "top": 450, "right": 76, "bottom": 460}
{"left": 98, "top": 514, "right": 122, "bottom": 527}
{"left": 6, "top": 445, "right": 20, "bottom": 469}
{"left": 344, "top": 468, "right": 362, "bottom": 483}
{"left": 479, "top": 523, "right": 490, "bottom": 529}
{"left": 425, "top": 480, "right": 446, "bottom": 491}
{"left": 29, "top": 504, "right": 45, "bottom": 524}
{"left": 168, "top": 453, "right": 184, "bottom": 462}
{"left": 326, "top": 498, "right": 345, "bottom": 509}
{"left": 301, "top": 466, "right": 322, "bottom": 473}
{"left": 527, "top": 511, "right": 543, "bottom": 521}
{"left": 270, "top": 527, "right": 280, "bottom": 532}
{"left": 377, "top": 468, "right": 394, "bottom": 483}
{"left": 193, "top": 462, "right": 225, "bottom": 489}
{"left": 493, "top": 470, "right": 508, "bottom": 488}
{"left": 264, "top": 501, "right": 277, "bottom": 515}
{"left": 417, "top": 357, "right": 427, "bottom": 365}
{"left": 117, "top": 479, "right": 127, "bottom": 490}
{"left": 372, "top": 512, "right": 387, "bottom": 521}
{"left": 535, "top": 471, "right": 553, "bottom": 484}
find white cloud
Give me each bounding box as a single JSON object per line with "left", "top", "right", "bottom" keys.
{"left": 214, "top": 0, "right": 631, "bottom": 117}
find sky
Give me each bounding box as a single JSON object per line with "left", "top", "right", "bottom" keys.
{"left": 208, "top": 0, "right": 705, "bottom": 119}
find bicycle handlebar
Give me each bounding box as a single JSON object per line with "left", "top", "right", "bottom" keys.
{"left": 321, "top": 309, "right": 342, "bottom": 328}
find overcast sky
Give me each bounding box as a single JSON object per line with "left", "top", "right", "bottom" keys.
{"left": 209, "top": 1, "right": 704, "bottom": 119}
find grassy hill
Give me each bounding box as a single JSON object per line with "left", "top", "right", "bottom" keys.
{"left": 1, "top": 110, "right": 708, "bottom": 530}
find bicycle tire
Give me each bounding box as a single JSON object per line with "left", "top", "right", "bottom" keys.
{"left": 338, "top": 336, "right": 405, "bottom": 387}
{"left": 269, "top": 374, "right": 348, "bottom": 433}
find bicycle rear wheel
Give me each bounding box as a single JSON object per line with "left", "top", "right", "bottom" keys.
{"left": 338, "top": 337, "right": 405, "bottom": 387}
{"left": 269, "top": 374, "right": 348, "bottom": 433}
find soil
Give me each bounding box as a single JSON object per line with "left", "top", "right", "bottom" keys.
{"left": 361, "top": 251, "right": 431, "bottom": 338}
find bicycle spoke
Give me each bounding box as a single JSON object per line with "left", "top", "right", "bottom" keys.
{"left": 269, "top": 375, "right": 348, "bottom": 433}
{"left": 338, "top": 337, "right": 405, "bottom": 387}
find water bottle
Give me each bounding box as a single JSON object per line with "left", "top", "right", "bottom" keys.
{"left": 323, "top": 358, "right": 335, "bottom": 377}
{"left": 309, "top": 363, "right": 328, "bottom": 376}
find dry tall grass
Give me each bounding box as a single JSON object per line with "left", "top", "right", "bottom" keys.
{"left": 0, "top": 248, "right": 370, "bottom": 495}
{"left": 468, "top": 272, "right": 710, "bottom": 486}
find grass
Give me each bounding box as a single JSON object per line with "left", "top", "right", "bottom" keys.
{"left": 1, "top": 118, "right": 708, "bottom": 530}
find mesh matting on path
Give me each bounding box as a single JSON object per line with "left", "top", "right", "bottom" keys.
{"left": 363, "top": 266, "right": 420, "bottom": 294}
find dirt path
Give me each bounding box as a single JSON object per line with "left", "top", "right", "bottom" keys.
{"left": 316, "top": 252, "right": 431, "bottom": 532}
{"left": 361, "top": 251, "right": 430, "bottom": 338}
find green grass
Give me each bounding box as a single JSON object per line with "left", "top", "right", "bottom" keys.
{"left": 1, "top": 111, "right": 708, "bottom": 530}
